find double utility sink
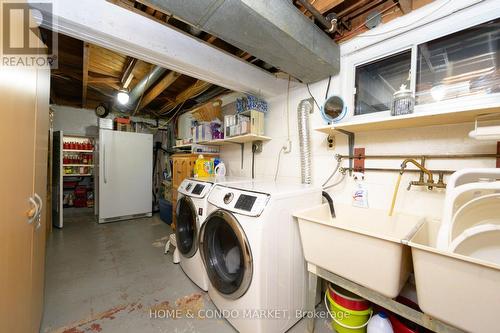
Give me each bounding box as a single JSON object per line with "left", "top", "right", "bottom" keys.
{"left": 294, "top": 203, "right": 500, "bottom": 333}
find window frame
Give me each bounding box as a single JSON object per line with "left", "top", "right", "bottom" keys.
{"left": 341, "top": 9, "right": 500, "bottom": 123}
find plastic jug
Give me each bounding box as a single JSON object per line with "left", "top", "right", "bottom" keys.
{"left": 194, "top": 155, "right": 213, "bottom": 178}
{"left": 367, "top": 312, "right": 394, "bottom": 333}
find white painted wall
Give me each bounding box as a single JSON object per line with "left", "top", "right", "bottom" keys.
{"left": 52, "top": 105, "right": 101, "bottom": 137}
{"left": 220, "top": 0, "right": 499, "bottom": 219}
{"left": 52, "top": 105, "right": 159, "bottom": 137}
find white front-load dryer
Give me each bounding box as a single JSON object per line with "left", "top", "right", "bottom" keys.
{"left": 200, "top": 181, "right": 322, "bottom": 333}
{"left": 175, "top": 176, "right": 251, "bottom": 291}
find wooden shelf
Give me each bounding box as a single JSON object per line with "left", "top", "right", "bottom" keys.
{"left": 315, "top": 106, "right": 500, "bottom": 134}
{"left": 63, "top": 164, "right": 94, "bottom": 167}
{"left": 172, "top": 143, "right": 193, "bottom": 149}
{"left": 63, "top": 149, "right": 94, "bottom": 153}
{"left": 174, "top": 134, "right": 272, "bottom": 148}
{"left": 204, "top": 134, "right": 272, "bottom": 145}
{"left": 63, "top": 174, "right": 92, "bottom": 177}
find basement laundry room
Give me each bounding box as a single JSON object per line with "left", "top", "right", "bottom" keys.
{"left": 2, "top": 1, "right": 500, "bottom": 333}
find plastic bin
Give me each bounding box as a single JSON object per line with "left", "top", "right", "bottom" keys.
{"left": 408, "top": 219, "right": 500, "bottom": 332}
{"left": 159, "top": 198, "right": 172, "bottom": 225}
{"left": 293, "top": 203, "right": 423, "bottom": 298}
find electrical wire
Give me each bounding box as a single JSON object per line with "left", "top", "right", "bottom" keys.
{"left": 325, "top": 76, "right": 332, "bottom": 100}
{"left": 306, "top": 83, "right": 321, "bottom": 110}
{"left": 274, "top": 147, "right": 285, "bottom": 181}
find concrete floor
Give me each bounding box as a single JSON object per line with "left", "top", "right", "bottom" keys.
{"left": 41, "top": 212, "right": 332, "bottom": 333}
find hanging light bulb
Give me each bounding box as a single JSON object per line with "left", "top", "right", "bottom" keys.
{"left": 117, "top": 89, "right": 130, "bottom": 105}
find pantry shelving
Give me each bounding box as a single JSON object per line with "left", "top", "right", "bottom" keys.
{"left": 53, "top": 132, "right": 96, "bottom": 228}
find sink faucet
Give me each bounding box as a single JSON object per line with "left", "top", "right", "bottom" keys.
{"left": 400, "top": 158, "right": 435, "bottom": 190}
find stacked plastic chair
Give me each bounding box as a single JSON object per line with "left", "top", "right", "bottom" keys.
{"left": 437, "top": 168, "right": 500, "bottom": 265}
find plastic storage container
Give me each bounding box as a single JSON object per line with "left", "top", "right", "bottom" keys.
{"left": 294, "top": 203, "right": 423, "bottom": 298}
{"left": 326, "top": 286, "right": 372, "bottom": 333}
{"left": 408, "top": 219, "right": 500, "bottom": 332}
{"left": 159, "top": 198, "right": 172, "bottom": 225}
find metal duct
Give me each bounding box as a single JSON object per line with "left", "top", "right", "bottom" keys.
{"left": 298, "top": 99, "right": 313, "bottom": 184}
{"left": 118, "top": 66, "right": 167, "bottom": 113}
{"left": 141, "top": 0, "right": 340, "bottom": 83}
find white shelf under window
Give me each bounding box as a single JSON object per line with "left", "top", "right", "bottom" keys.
{"left": 316, "top": 100, "right": 500, "bottom": 135}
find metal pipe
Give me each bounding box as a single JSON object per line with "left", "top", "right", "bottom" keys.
{"left": 338, "top": 153, "right": 500, "bottom": 159}
{"left": 340, "top": 167, "right": 455, "bottom": 175}
{"left": 295, "top": 0, "right": 336, "bottom": 32}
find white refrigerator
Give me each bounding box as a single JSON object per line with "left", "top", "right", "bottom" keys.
{"left": 98, "top": 129, "right": 153, "bottom": 223}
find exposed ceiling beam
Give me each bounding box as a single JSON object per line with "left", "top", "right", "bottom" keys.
{"left": 120, "top": 57, "right": 138, "bottom": 89}
{"left": 311, "top": 0, "right": 344, "bottom": 14}
{"left": 138, "top": 71, "right": 181, "bottom": 111}
{"left": 82, "top": 42, "right": 90, "bottom": 108}
{"left": 88, "top": 76, "right": 121, "bottom": 84}
{"left": 398, "top": 0, "right": 413, "bottom": 14}
{"left": 36, "top": 0, "right": 287, "bottom": 97}
{"left": 158, "top": 80, "right": 212, "bottom": 114}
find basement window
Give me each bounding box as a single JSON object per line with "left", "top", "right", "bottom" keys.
{"left": 416, "top": 18, "right": 500, "bottom": 105}
{"left": 354, "top": 50, "right": 412, "bottom": 115}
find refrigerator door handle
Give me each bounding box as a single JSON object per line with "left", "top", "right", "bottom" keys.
{"left": 103, "top": 144, "right": 107, "bottom": 184}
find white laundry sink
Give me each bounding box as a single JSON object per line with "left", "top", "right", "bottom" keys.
{"left": 293, "top": 203, "right": 423, "bottom": 298}
{"left": 408, "top": 220, "right": 500, "bottom": 333}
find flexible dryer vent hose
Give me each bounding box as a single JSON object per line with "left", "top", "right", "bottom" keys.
{"left": 298, "top": 99, "right": 313, "bottom": 184}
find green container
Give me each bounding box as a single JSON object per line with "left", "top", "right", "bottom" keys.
{"left": 326, "top": 291, "right": 372, "bottom": 333}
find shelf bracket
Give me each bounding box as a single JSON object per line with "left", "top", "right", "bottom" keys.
{"left": 226, "top": 141, "right": 245, "bottom": 169}
{"left": 336, "top": 129, "right": 355, "bottom": 176}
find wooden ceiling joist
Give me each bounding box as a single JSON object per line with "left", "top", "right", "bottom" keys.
{"left": 120, "top": 57, "right": 138, "bottom": 89}
{"left": 311, "top": 0, "right": 344, "bottom": 14}
{"left": 82, "top": 42, "right": 90, "bottom": 107}
{"left": 158, "top": 80, "right": 212, "bottom": 114}
{"left": 138, "top": 71, "right": 181, "bottom": 111}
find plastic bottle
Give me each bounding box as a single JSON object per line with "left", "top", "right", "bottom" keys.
{"left": 194, "top": 155, "right": 205, "bottom": 178}
{"left": 367, "top": 311, "right": 394, "bottom": 333}
{"left": 352, "top": 172, "right": 369, "bottom": 208}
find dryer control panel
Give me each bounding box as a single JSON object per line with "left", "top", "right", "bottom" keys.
{"left": 208, "top": 185, "right": 270, "bottom": 217}
{"left": 178, "top": 179, "right": 213, "bottom": 198}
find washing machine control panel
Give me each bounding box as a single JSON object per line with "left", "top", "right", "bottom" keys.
{"left": 208, "top": 185, "right": 270, "bottom": 217}
{"left": 178, "top": 179, "right": 213, "bottom": 198}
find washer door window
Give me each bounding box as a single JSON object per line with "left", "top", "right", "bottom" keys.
{"left": 175, "top": 196, "right": 199, "bottom": 258}
{"left": 200, "top": 210, "right": 252, "bottom": 300}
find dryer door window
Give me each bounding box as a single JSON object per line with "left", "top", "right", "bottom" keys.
{"left": 175, "top": 196, "right": 198, "bottom": 258}
{"left": 200, "top": 210, "right": 252, "bottom": 300}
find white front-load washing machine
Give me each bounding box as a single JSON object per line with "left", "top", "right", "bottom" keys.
{"left": 175, "top": 176, "right": 252, "bottom": 291}
{"left": 200, "top": 181, "right": 322, "bottom": 333}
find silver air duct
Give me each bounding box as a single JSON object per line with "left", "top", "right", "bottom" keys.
{"left": 298, "top": 99, "right": 313, "bottom": 184}
{"left": 141, "top": 0, "right": 340, "bottom": 83}
{"left": 115, "top": 66, "right": 168, "bottom": 113}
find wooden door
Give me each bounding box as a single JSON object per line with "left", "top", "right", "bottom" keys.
{"left": 0, "top": 67, "right": 39, "bottom": 333}
{"left": 31, "top": 68, "right": 50, "bottom": 332}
